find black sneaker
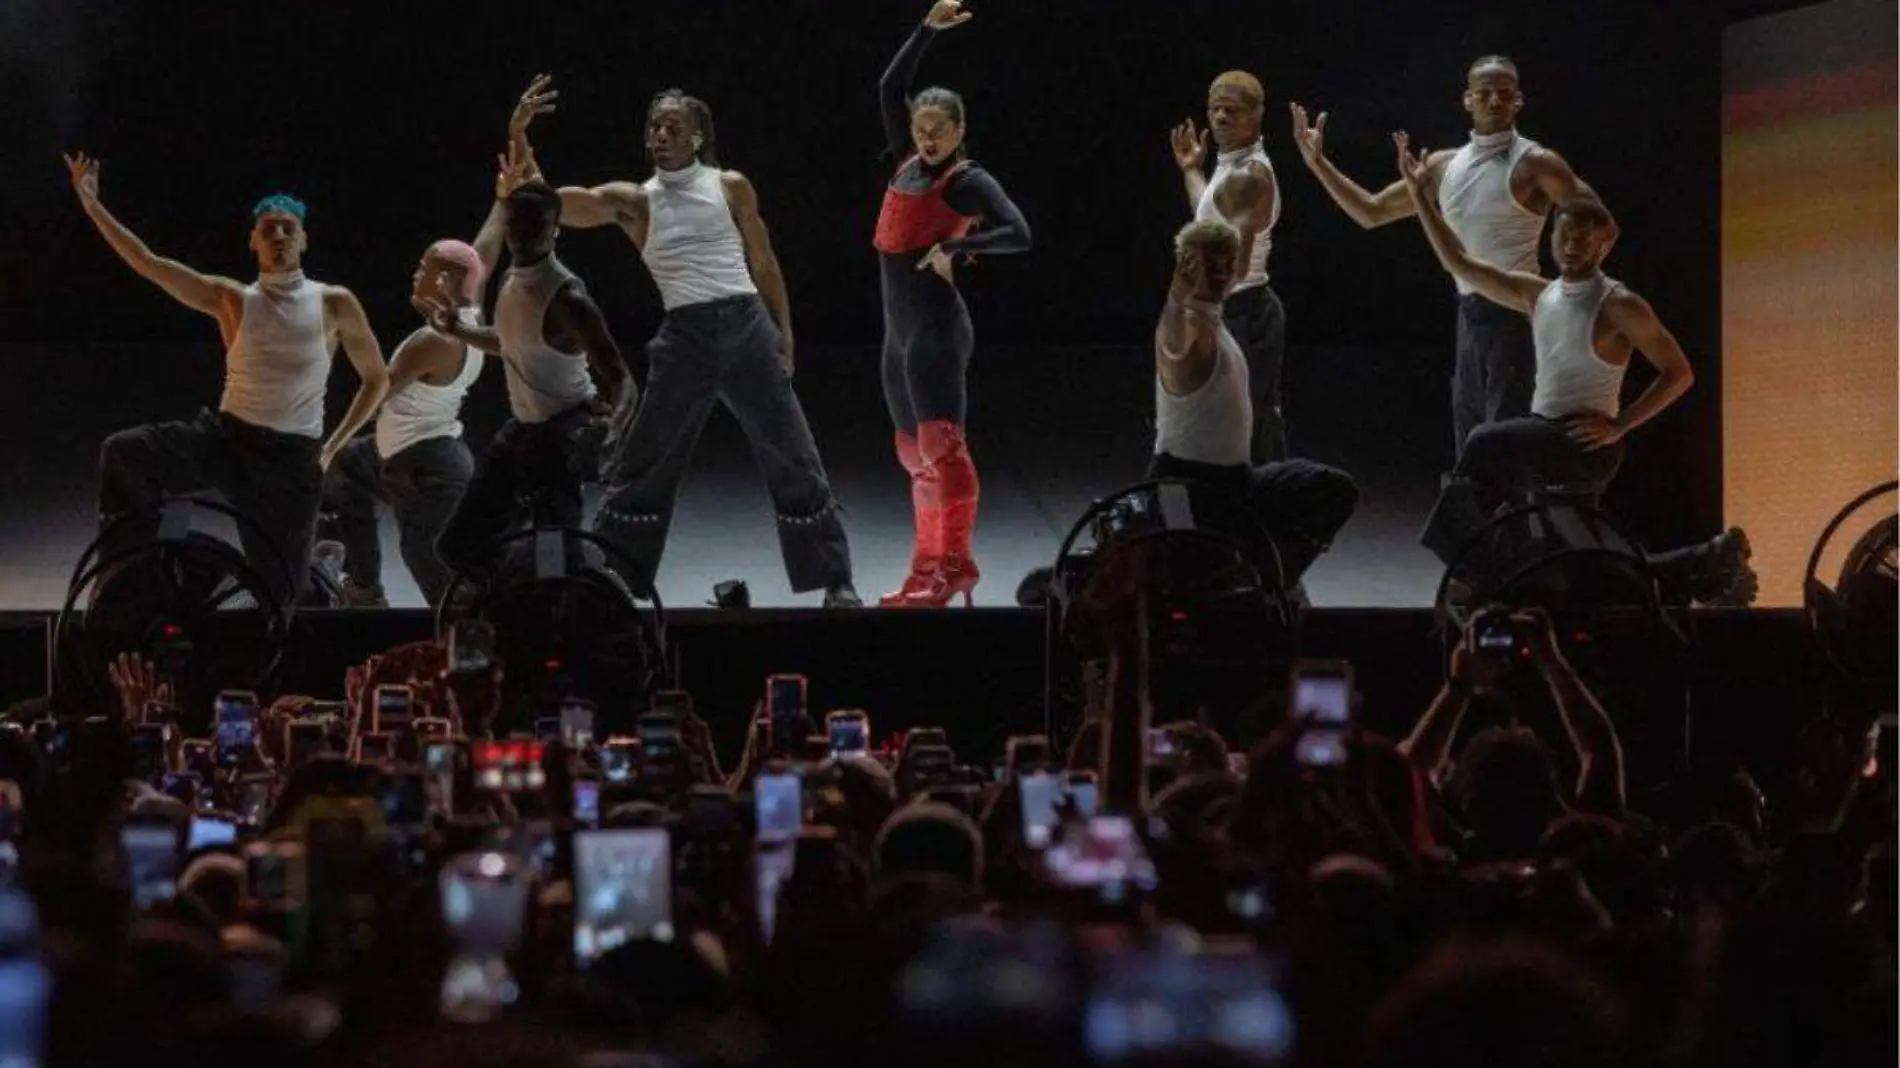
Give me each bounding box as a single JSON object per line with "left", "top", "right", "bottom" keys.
{"left": 823, "top": 583, "right": 864, "bottom": 609}
{"left": 1694, "top": 527, "right": 1758, "bottom": 607}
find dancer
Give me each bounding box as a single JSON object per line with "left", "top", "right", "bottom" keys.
{"left": 1394, "top": 135, "right": 1754, "bottom": 604}
{"left": 320, "top": 236, "right": 493, "bottom": 607}
{"left": 1154, "top": 219, "right": 1360, "bottom": 592}
{"left": 874, "top": 0, "right": 1033, "bottom": 607}
{"left": 508, "top": 76, "right": 860, "bottom": 607}
{"left": 1290, "top": 57, "right": 1605, "bottom": 456}
{"left": 423, "top": 154, "right": 632, "bottom": 583}
{"left": 67, "top": 152, "right": 388, "bottom": 605}
{"left": 1170, "top": 70, "right": 1286, "bottom": 463}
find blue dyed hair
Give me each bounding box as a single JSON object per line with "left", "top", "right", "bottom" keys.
{"left": 251, "top": 193, "right": 307, "bottom": 221}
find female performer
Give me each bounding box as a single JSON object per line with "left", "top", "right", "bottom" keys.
{"left": 874, "top": 0, "right": 1032, "bottom": 607}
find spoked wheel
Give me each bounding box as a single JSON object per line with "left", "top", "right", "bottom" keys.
{"left": 54, "top": 497, "right": 295, "bottom": 721}
{"left": 436, "top": 527, "right": 668, "bottom": 723}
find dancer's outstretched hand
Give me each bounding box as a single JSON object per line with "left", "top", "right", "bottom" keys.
{"left": 1170, "top": 119, "right": 1208, "bottom": 173}
{"left": 509, "top": 73, "right": 558, "bottom": 142}
{"left": 925, "top": 0, "right": 973, "bottom": 31}
{"left": 413, "top": 292, "right": 458, "bottom": 334}
{"left": 1393, "top": 131, "right": 1430, "bottom": 188}
{"left": 1289, "top": 103, "right": 1328, "bottom": 165}
{"left": 63, "top": 152, "right": 101, "bottom": 201}
{"left": 495, "top": 138, "right": 541, "bottom": 199}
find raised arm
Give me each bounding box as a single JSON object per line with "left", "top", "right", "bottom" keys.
{"left": 1401, "top": 615, "right": 1505, "bottom": 784}
{"left": 65, "top": 153, "right": 242, "bottom": 324}
{"left": 881, "top": 3, "right": 971, "bottom": 156}
{"left": 548, "top": 282, "right": 632, "bottom": 413}
{"left": 939, "top": 167, "right": 1032, "bottom": 256}
{"left": 1396, "top": 133, "right": 1546, "bottom": 315}
{"left": 320, "top": 287, "right": 390, "bottom": 471}
{"left": 1169, "top": 119, "right": 1210, "bottom": 211}
{"left": 1523, "top": 610, "right": 1626, "bottom": 816}
{"left": 1289, "top": 105, "right": 1428, "bottom": 230}
{"left": 503, "top": 75, "right": 650, "bottom": 235}
{"left": 722, "top": 171, "right": 797, "bottom": 373}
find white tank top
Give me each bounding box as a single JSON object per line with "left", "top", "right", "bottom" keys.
{"left": 219, "top": 271, "right": 333, "bottom": 438}
{"left": 1154, "top": 300, "right": 1253, "bottom": 466}
{"left": 640, "top": 163, "right": 759, "bottom": 311}
{"left": 1438, "top": 130, "right": 1545, "bottom": 297}
{"left": 1531, "top": 274, "right": 1627, "bottom": 420}
{"left": 375, "top": 307, "right": 483, "bottom": 459}
{"left": 494, "top": 256, "right": 597, "bottom": 424}
{"left": 1195, "top": 141, "right": 1281, "bottom": 290}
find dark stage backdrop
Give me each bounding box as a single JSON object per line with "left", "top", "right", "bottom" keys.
{"left": 1, "top": 0, "right": 1724, "bottom": 546}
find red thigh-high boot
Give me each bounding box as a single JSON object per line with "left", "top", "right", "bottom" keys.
{"left": 906, "top": 419, "right": 980, "bottom": 607}
{"left": 880, "top": 430, "right": 942, "bottom": 606}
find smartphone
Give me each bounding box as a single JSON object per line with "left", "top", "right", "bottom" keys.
{"left": 1084, "top": 947, "right": 1295, "bottom": 1065}
{"left": 0, "top": 958, "right": 52, "bottom": 1068}
{"left": 1065, "top": 770, "right": 1101, "bottom": 818}
{"left": 1006, "top": 734, "right": 1052, "bottom": 774}
{"left": 1018, "top": 769, "right": 1063, "bottom": 849}
{"left": 651, "top": 689, "right": 694, "bottom": 714}
{"left": 140, "top": 700, "right": 179, "bottom": 726}
{"left": 755, "top": 771, "right": 803, "bottom": 844}
{"left": 122, "top": 817, "right": 182, "bottom": 908}
{"left": 601, "top": 738, "right": 638, "bottom": 784}
{"left": 1289, "top": 660, "right": 1355, "bottom": 768}
{"left": 905, "top": 727, "right": 949, "bottom": 753}
{"left": 126, "top": 723, "right": 170, "bottom": 782}
{"left": 187, "top": 814, "right": 240, "bottom": 851}
{"left": 573, "top": 776, "right": 602, "bottom": 828}
{"left": 214, "top": 690, "right": 259, "bottom": 767}
{"left": 573, "top": 828, "right": 675, "bottom": 965}
{"left": 1043, "top": 815, "right": 1158, "bottom": 901}
{"left": 244, "top": 840, "right": 297, "bottom": 909}
{"left": 1146, "top": 727, "right": 1176, "bottom": 761}
{"left": 638, "top": 712, "right": 681, "bottom": 766}
{"left": 440, "top": 852, "right": 529, "bottom": 957}
{"left": 533, "top": 717, "right": 563, "bottom": 743}
{"left": 180, "top": 739, "right": 214, "bottom": 776}
{"left": 285, "top": 720, "right": 327, "bottom": 767}
{"left": 235, "top": 773, "right": 274, "bottom": 826}
{"left": 414, "top": 716, "right": 452, "bottom": 741}
{"left": 904, "top": 744, "right": 957, "bottom": 793}
{"left": 356, "top": 732, "right": 396, "bottom": 764}
{"left": 1474, "top": 610, "right": 1530, "bottom": 661}
{"left": 423, "top": 740, "right": 458, "bottom": 818}
{"left": 560, "top": 699, "right": 597, "bottom": 751}
{"left": 766, "top": 674, "right": 807, "bottom": 751}
{"left": 448, "top": 619, "right": 496, "bottom": 675}
{"left": 373, "top": 685, "right": 414, "bottom": 735}
{"left": 827, "top": 710, "right": 870, "bottom": 756}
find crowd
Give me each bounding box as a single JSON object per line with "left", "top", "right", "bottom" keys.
{"left": 0, "top": 558, "right": 1891, "bottom": 1068}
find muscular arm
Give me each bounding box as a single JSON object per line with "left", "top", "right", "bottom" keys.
{"left": 549, "top": 283, "right": 632, "bottom": 411}
{"left": 322, "top": 287, "right": 390, "bottom": 463}
{"left": 722, "top": 172, "right": 795, "bottom": 350}
{"left": 1400, "top": 681, "right": 1477, "bottom": 787}
{"left": 552, "top": 182, "right": 647, "bottom": 233}
{"left": 1306, "top": 152, "right": 1432, "bottom": 230}
{"left": 1155, "top": 296, "right": 1219, "bottom": 372}
{"left": 1538, "top": 641, "right": 1627, "bottom": 816}
{"left": 1603, "top": 290, "right": 1696, "bottom": 438}
{"left": 939, "top": 166, "right": 1032, "bottom": 256}
{"left": 472, "top": 199, "right": 508, "bottom": 279}
{"left": 77, "top": 194, "right": 243, "bottom": 322}
{"left": 1213, "top": 165, "right": 1278, "bottom": 275}
{"left": 1407, "top": 178, "right": 1546, "bottom": 314}
{"left": 880, "top": 21, "right": 937, "bottom": 157}
{"left": 1523, "top": 148, "right": 1616, "bottom": 237}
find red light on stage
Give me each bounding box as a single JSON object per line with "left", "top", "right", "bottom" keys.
{"left": 1169, "top": 609, "right": 1191, "bottom": 623}
{"left": 161, "top": 624, "right": 182, "bottom": 639}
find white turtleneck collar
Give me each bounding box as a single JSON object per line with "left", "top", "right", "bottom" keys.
{"left": 258, "top": 268, "right": 306, "bottom": 290}
{"left": 1217, "top": 139, "right": 1263, "bottom": 166}
{"left": 655, "top": 161, "right": 705, "bottom": 186}
{"left": 1470, "top": 128, "right": 1517, "bottom": 148}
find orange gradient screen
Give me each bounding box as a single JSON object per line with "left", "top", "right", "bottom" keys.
{"left": 1722, "top": 0, "right": 1897, "bottom": 605}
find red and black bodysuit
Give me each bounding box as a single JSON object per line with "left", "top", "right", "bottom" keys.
{"left": 875, "top": 19, "right": 1031, "bottom": 607}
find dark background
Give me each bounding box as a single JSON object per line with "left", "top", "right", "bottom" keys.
{"left": 0, "top": 0, "right": 1809, "bottom": 552}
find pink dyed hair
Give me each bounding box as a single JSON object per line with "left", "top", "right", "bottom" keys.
{"left": 427, "top": 239, "right": 486, "bottom": 303}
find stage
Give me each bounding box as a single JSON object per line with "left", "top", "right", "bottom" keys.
{"left": 0, "top": 342, "right": 1454, "bottom": 614}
